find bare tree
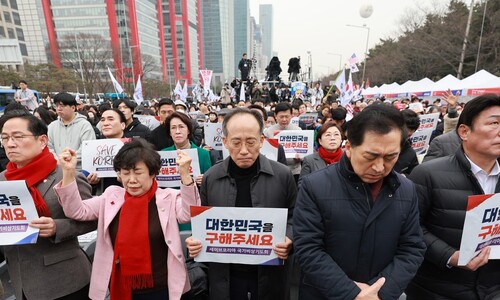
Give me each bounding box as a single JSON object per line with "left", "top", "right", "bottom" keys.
{"left": 59, "top": 33, "right": 114, "bottom": 101}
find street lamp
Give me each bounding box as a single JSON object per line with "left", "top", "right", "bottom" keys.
{"left": 129, "top": 44, "right": 140, "bottom": 90}
{"left": 73, "top": 31, "right": 88, "bottom": 101}
{"left": 327, "top": 52, "right": 343, "bottom": 72}
{"left": 306, "top": 51, "right": 312, "bottom": 82}
{"left": 346, "top": 24, "right": 370, "bottom": 82}
{"left": 167, "top": 57, "right": 179, "bottom": 95}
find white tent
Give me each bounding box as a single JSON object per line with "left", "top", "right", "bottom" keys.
{"left": 407, "top": 78, "right": 434, "bottom": 94}
{"left": 378, "top": 82, "right": 400, "bottom": 95}
{"left": 451, "top": 69, "right": 499, "bottom": 89}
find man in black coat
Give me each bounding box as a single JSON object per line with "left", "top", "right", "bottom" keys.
{"left": 407, "top": 94, "right": 500, "bottom": 300}
{"left": 114, "top": 98, "right": 151, "bottom": 139}
{"left": 294, "top": 104, "right": 426, "bottom": 300}
{"left": 238, "top": 53, "right": 251, "bottom": 83}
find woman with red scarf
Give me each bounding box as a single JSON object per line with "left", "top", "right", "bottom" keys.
{"left": 55, "top": 139, "right": 201, "bottom": 300}
{"left": 298, "top": 122, "right": 343, "bottom": 186}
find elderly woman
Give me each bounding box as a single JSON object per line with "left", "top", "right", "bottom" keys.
{"left": 299, "top": 122, "right": 343, "bottom": 185}
{"left": 55, "top": 139, "right": 201, "bottom": 300}
{"left": 161, "top": 112, "right": 212, "bottom": 185}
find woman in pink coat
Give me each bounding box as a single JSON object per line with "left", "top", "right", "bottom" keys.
{"left": 55, "top": 139, "right": 200, "bottom": 300}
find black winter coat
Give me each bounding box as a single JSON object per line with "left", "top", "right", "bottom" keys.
{"left": 407, "top": 147, "right": 500, "bottom": 300}
{"left": 123, "top": 117, "right": 151, "bottom": 139}
{"left": 294, "top": 154, "right": 426, "bottom": 300}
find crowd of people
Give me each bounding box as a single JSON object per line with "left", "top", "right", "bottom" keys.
{"left": 0, "top": 77, "right": 499, "bottom": 300}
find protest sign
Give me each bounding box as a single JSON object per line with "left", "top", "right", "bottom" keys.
{"left": 418, "top": 113, "right": 440, "bottom": 131}
{"left": 222, "top": 138, "right": 279, "bottom": 161}
{"left": 82, "top": 139, "right": 127, "bottom": 177}
{"left": 291, "top": 82, "right": 306, "bottom": 96}
{"left": 0, "top": 181, "right": 39, "bottom": 245}
{"left": 189, "top": 111, "right": 199, "bottom": 120}
{"left": 408, "top": 128, "right": 433, "bottom": 155}
{"left": 458, "top": 193, "right": 500, "bottom": 266}
{"left": 156, "top": 148, "right": 201, "bottom": 188}
{"left": 191, "top": 206, "right": 288, "bottom": 265}
{"left": 276, "top": 130, "right": 314, "bottom": 158}
{"left": 135, "top": 114, "right": 161, "bottom": 130}
{"left": 290, "top": 117, "right": 300, "bottom": 127}
{"left": 299, "top": 113, "right": 317, "bottom": 126}
{"left": 204, "top": 123, "right": 224, "bottom": 151}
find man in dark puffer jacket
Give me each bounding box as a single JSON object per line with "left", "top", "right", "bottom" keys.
{"left": 407, "top": 94, "right": 500, "bottom": 300}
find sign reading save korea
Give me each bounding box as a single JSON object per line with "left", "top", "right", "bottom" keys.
{"left": 0, "top": 181, "right": 39, "bottom": 245}
{"left": 275, "top": 130, "right": 314, "bottom": 158}
{"left": 458, "top": 193, "right": 500, "bottom": 266}
{"left": 156, "top": 149, "right": 201, "bottom": 188}
{"left": 190, "top": 206, "right": 288, "bottom": 265}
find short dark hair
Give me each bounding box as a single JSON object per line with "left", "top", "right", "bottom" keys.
{"left": 101, "top": 108, "right": 126, "bottom": 124}
{"left": 222, "top": 108, "right": 264, "bottom": 136}
{"left": 346, "top": 103, "right": 405, "bottom": 148}
{"left": 316, "top": 121, "right": 343, "bottom": 145}
{"left": 401, "top": 109, "right": 421, "bottom": 132}
{"left": 457, "top": 94, "right": 500, "bottom": 133}
{"left": 165, "top": 112, "right": 193, "bottom": 138}
{"left": 0, "top": 110, "right": 48, "bottom": 137}
{"left": 331, "top": 107, "right": 347, "bottom": 121}
{"left": 274, "top": 102, "right": 292, "bottom": 115}
{"left": 19, "top": 80, "right": 27, "bottom": 85}
{"left": 114, "top": 99, "right": 136, "bottom": 112}
{"left": 53, "top": 92, "right": 77, "bottom": 107}
{"left": 158, "top": 98, "right": 174, "bottom": 109}
{"left": 113, "top": 139, "right": 161, "bottom": 175}
{"left": 248, "top": 104, "right": 268, "bottom": 121}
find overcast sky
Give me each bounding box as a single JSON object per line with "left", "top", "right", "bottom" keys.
{"left": 249, "top": 0, "right": 463, "bottom": 79}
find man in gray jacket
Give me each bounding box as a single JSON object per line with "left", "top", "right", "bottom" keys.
{"left": 186, "top": 108, "right": 296, "bottom": 300}
{"left": 48, "top": 92, "right": 96, "bottom": 170}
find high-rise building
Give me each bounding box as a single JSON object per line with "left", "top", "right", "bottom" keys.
{"left": 0, "top": 0, "right": 29, "bottom": 70}
{"left": 259, "top": 4, "right": 273, "bottom": 67}
{"left": 233, "top": 0, "right": 250, "bottom": 78}
{"left": 34, "top": 0, "right": 167, "bottom": 85}
{"left": 250, "top": 16, "right": 265, "bottom": 79}
{"left": 162, "top": 0, "right": 203, "bottom": 85}
{"left": 202, "top": 0, "right": 234, "bottom": 82}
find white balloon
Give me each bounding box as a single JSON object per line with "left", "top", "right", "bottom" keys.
{"left": 359, "top": 2, "right": 373, "bottom": 18}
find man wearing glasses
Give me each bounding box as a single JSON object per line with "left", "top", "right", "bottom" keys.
{"left": 186, "top": 108, "right": 296, "bottom": 300}
{"left": 0, "top": 110, "right": 95, "bottom": 300}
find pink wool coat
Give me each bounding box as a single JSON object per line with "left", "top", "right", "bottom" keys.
{"left": 55, "top": 180, "right": 200, "bottom": 300}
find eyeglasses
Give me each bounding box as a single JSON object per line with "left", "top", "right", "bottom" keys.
{"left": 227, "top": 138, "right": 259, "bottom": 149}
{"left": 0, "top": 134, "right": 36, "bottom": 146}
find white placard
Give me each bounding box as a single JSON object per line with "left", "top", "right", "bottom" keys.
{"left": 156, "top": 148, "right": 201, "bottom": 188}
{"left": 134, "top": 114, "right": 161, "bottom": 130}
{"left": 299, "top": 113, "right": 317, "bottom": 126}
{"left": 191, "top": 206, "right": 288, "bottom": 265}
{"left": 418, "top": 113, "right": 440, "bottom": 131}
{"left": 409, "top": 128, "right": 434, "bottom": 155}
{"left": 276, "top": 130, "right": 314, "bottom": 158}
{"left": 204, "top": 123, "right": 224, "bottom": 151}
{"left": 81, "top": 139, "right": 127, "bottom": 177}
{"left": 290, "top": 117, "right": 300, "bottom": 127}
{"left": 0, "top": 181, "right": 39, "bottom": 245}
{"left": 458, "top": 194, "right": 500, "bottom": 266}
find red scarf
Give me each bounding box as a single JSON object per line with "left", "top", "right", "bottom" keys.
{"left": 318, "top": 146, "right": 343, "bottom": 165}
{"left": 5, "top": 147, "right": 56, "bottom": 217}
{"left": 110, "top": 179, "right": 158, "bottom": 300}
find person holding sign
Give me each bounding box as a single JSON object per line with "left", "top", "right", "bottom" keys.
{"left": 186, "top": 108, "right": 296, "bottom": 300}
{"left": 55, "top": 138, "right": 201, "bottom": 300}
{"left": 298, "top": 122, "right": 343, "bottom": 186}
{"left": 0, "top": 110, "right": 96, "bottom": 300}
{"left": 294, "top": 104, "right": 426, "bottom": 300}
{"left": 162, "top": 112, "right": 212, "bottom": 186}
{"left": 406, "top": 94, "right": 500, "bottom": 300}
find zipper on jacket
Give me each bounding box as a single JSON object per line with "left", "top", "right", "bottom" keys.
{"left": 361, "top": 183, "right": 372, "bottom": 209}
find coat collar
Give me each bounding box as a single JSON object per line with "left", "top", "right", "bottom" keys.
{"left": 213, "top": 154, "right": 274, "bottom": 180}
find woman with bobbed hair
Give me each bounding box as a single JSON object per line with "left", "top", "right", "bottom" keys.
{"left": 299, "top": 121, "right": 343, "bottom": 185}
{"left": 55, "top": 139, "right": 200, "bottom": 300}
{"left": 161, "top": 112, "right": 212, "bottom": 185}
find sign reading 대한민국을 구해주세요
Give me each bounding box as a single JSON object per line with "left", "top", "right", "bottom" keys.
{"left": 156, "top": 148, "right": 201, "bottom": 188}
{"left": 276, "top": 130, "right": 314, "bottom": 159}
{"left": 458, "top": 193, "right": 500, "bottom": 266}
{"left": 0, "top": 180, "right": 40, "bottom": 245}
{"left": 190, "top": 206, "right": 288, "bottom": 265}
